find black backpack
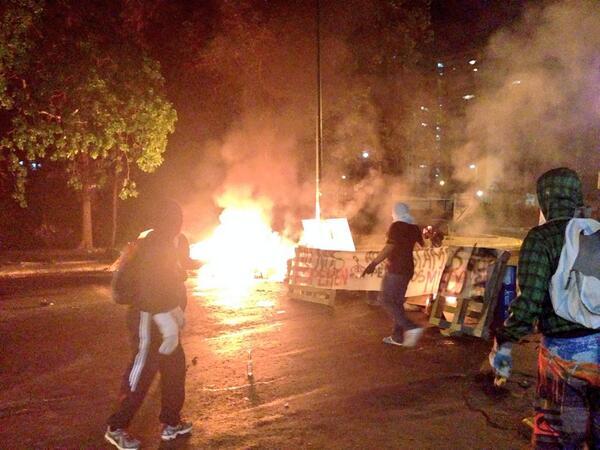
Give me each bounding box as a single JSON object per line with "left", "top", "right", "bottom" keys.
{"left": 111, "top": 240, "right": 143, "bottom": 305}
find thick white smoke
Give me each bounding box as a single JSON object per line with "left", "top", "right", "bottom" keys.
{"left": 459, "top": 0, "right": 600, "bottom": 198}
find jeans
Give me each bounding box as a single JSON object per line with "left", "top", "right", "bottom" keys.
{"left": 380, "top": 272, "right": 416, "bottom": 342}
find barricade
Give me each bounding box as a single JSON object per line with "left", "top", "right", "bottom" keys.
{"left": 428, "top": 247, "right": 511, "bottom": 339}
{"left": 286, "top": 246, "right": 448, "bottom": 306}
{"left": 287, "top": 244, "right": 512, "bottom": 339}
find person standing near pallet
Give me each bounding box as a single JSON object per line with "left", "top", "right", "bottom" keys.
{"left": 362, "top": 202, "right": 425, "bottom": 347}
{"left": 490, "top": 167, "right": 600, "bottom": 448}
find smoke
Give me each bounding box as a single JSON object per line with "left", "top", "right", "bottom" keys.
{"left": 177, "top": 1, "right": 433, "bottom": 243}
{"left": 456, "top": 0, "right": 600, "bottom": 213}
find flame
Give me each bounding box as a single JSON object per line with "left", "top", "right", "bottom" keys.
{"left": 190, "top": 196, "right": 296, "bottom": 308}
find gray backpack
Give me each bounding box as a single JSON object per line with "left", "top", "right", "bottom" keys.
{"left": 549, "top": 219, "right": 600, "bottom": 328}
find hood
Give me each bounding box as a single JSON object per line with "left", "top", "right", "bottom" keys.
{"left": 151, "top": 198, "right": 183, "bottom": 239}
{"left": 392, "top": 202, "right": 415, "bottom": 224}
{"left": 536, "top": 167, "right": 583, "bottom": 221}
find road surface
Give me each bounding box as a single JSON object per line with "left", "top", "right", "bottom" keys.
{"left": 0, "top": 276, "right": 535, "bottom": 449}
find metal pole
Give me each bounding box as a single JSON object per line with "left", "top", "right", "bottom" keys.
{"left": 315, "top": 0, "right": 323, "bottom": 220}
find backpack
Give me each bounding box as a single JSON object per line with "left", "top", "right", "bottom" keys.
{"left": 549, "top": 218, "right": 600, "bottom": 328}
{"left": 111, "top": 240, "right": 143, "bottom": 305}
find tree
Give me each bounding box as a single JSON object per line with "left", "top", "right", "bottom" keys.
{"left": 1, "top": 0, "right": 177, "bottom": 249}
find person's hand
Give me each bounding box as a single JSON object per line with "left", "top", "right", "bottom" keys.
{"left": 488, "top": 339, "right": 513, "bottom": 380}
{"left": 153, "top": 312, "right": 179, "bottom": 355}
{"left": 170, "top": 306, "right": 185, "bottom": 330}
{"left": 361, "top": 261, "right": 378, "bottom": 277}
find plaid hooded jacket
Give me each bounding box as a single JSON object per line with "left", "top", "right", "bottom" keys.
{"left": 496, "top": 168, "right": 596, "bottom": 344}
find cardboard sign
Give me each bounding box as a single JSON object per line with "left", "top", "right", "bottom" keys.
{"left": 287, "top": 246, "right": 448, "bottom": 297}
{"left": 300, "top": 218, "right": 356, "bottom": 252}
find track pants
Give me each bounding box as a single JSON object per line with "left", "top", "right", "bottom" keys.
{"left": 107, "top": 308, "right": 186, "bottom": 429}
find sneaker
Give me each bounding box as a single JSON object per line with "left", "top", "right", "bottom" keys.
{"left": 104, "top": 427, "right": 141, "bottom": 450}
{"left": 403, "top": 328, "right": 424, "bottom": 347}
{"left": 161, "top": 420, "right": 193, "bottom": 441}
{"left": 382, "top": 336, "right": 403, "bottom": 347}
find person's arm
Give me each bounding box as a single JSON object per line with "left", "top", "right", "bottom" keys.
{"left": 362, "top": 244, "right": 394, "bottom": 276}
{"left": 496, "top": 231, "right": 551, "bottom": 344}
{"left": 177, "top": 234, "right": 202, "bottom": 270}
{"left": 414, "top": 227, "right": 425, "bottom": 249}
{"left": 489, "top": 230, "right": 550, "bottom": 379}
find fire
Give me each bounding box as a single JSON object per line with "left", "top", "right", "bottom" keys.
{"left": 190, "top": 196, "right": 296, "bottom": 307}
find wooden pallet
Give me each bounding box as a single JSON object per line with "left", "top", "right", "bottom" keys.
{"left": 287, "top": 284, "right": 336, "bottom": 307}
{"left": 429, "top": 250, "right": 510, "bottom": 339}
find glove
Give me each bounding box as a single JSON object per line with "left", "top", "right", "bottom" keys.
{"left": 153, "top": 311, "right": 179, "bottom": 355}
{"left": 488, "top": 339, "right": 513, "bottom": 380}
{"left": 170, "top": 306, "right": 185, "bottom": 330}
{"left": 361, "top": 261, "right": 378, "bottom": 277}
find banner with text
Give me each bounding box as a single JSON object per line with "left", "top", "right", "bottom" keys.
{"left": 288, "top": 246, "right": 449, "bottom": 297}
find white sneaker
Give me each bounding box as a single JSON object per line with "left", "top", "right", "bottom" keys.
{"left": 403, "top": 328, "right": 424, "bottom": 347}
{"left": 382, "top": 336, "right": 403, "bottom": 347}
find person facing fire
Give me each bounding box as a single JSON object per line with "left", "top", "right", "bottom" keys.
{"left": 489, "top": 168, "right": 600, "bottom": 448}
{"left": 362, "top": 202, "right": 425, "bottom": 347}
{"left": 105, "top": 198, "right": 193, "bottom": 450}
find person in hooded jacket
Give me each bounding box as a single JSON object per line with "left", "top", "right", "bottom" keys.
{"left": 490, "top": 167, "right": 600, "bottom": 449}
{"left": 362, "top": 202, "right": 425, "bottom": 347}
{"left": 105, "top": 199, "right": 194, "bottom": 450}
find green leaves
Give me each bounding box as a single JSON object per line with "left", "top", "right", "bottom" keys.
{"left": 1, "top": 0, "right": 177, "bottom": 205}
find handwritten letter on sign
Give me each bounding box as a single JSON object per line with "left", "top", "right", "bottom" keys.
{"left": 288, "top": 246, "right": 449, "bottom": 297}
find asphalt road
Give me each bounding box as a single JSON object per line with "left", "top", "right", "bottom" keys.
{"left": 0, "top": 276, "right": 536, "bottom": 449}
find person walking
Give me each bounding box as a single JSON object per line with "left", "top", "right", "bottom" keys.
{"left": 105, "top": 199, "right": 193, "bottom": 450}
{"left": 362, "top": 202, "right": 425, "bottom": 347}
{"left": 490, "top": 167, "right": 600, "bottom": 448}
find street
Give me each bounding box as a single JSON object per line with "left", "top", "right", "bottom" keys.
{"left": 0, "top": 276, "right": 535, "bottom": 449}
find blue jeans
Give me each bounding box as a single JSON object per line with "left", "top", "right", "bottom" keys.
{"left": 380, "top": 272, "right": 416, "bottom": 342}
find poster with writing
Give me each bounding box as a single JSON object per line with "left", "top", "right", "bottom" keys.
{"left": 437, "top": 246, "right": 503, "bottom": 299}
{"left": 287, "top": 246, "right": 449, "bottom": 297}
{"left": 437, "top": 246, "right": 473, "bottom": 297}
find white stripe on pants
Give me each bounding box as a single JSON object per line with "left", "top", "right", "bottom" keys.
{"left": 128, "top": 311, "right": 151, "bottom": 392}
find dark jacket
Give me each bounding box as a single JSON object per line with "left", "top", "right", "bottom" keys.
{"left": 136, "top": 231, "right": 187, "bottom": 314}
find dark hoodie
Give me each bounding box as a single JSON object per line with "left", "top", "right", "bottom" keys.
{"left": 496, "top": 168, "right": 595, "bottom": 344}
{"left": 134, "top": 199, "right": 187, "bottom": 314}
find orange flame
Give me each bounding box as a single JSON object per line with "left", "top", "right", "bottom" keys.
{"left": 190, "top": 194, "right": 296, "bottom": 308}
